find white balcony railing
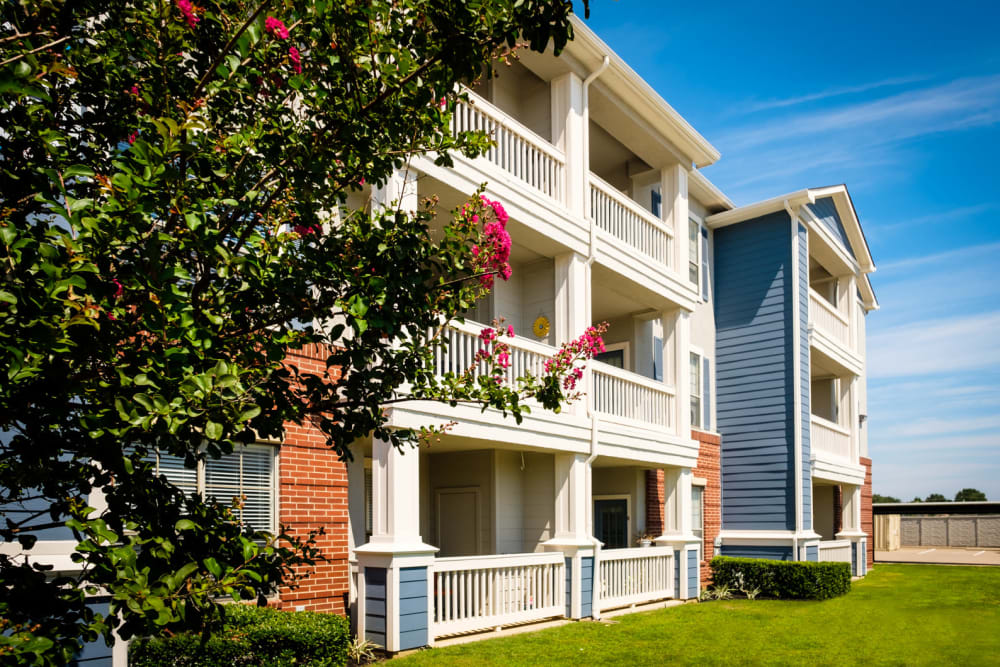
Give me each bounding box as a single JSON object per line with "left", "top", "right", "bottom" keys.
{"left": 452, "top": 93, "right": 565, "bottom": 202}
{"left": 809, "top": 288, "right": 850, "bottom": 349}
{"left": 432, "top": 321, "right": 552, "bottom": 387}
{"left": 593, "top": 362, "right": 675, "bottom": 430}
{"left": 811, "top": 414, "right": 852, "bottom": 460}
{"left": 589, "top": 174, "right": 672, "bottom": 268}
{"left": 597, "top": 547, "right": 674, "bottom": 612}
{"left": 818, "top": 540, "right": 852, "bottom": 564}
{"left": 431, "top": 552, "right": 566, "bottom": 637}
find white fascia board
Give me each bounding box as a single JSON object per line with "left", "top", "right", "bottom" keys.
{"left": 705, "top": 190, "right": 815, "bottom": 229}
{"left": 809, "top": 186, "right": 876, "bottom": 274}
{"left": 567, "top": 16, "right": 721, "bottom": 168}
{"left": 859, "top": 274, "right": 879, "bottom": 311}
{"left": 689, "top": 169, "right": 734, "bottom": 212}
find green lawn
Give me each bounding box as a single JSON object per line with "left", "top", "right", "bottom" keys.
{"left": 394, "top": 565, "right": 1000, "bottom": 666}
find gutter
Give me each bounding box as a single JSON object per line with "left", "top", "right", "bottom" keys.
{"left": 581, "top": 54, "right": 609, "bottom": 619}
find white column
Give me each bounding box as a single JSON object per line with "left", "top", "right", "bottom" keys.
{"left": 373, "top": 167, "right": 418, "bottom": 216}
{"left": 663, "top": 308, "right": 691, "bottom": 439}
{"left": 355, "top": 437, "right": 436, "bottom": 653}
{"left": 551, "top": 72, "right": 586, "bottom": 216}
{"left": 838, "top": 484, "right": 862, "bottom": 535}
{"left": 655, "top": 466, "right": 699, "bottom": 599}
{"left": 543, "top": 453, "right": 595, "bottom": 619}
{"left": 661, "top": 164, "right": 689, "bottom": 275}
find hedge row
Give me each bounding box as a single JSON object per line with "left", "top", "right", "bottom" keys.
{"left": 129, "top": 604, "right": 351, "bottom": 667}
{"left": 710, "top": 556, "right": 851, "bottom": 600}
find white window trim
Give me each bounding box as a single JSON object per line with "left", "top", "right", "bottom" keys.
{"left": 692, "top": 484, "right": 705, "bottom": 562}
{"left": 593, "top": 494, "right": 632, "bottom": 548}
{"left": 690, "top": 346, "right": 703, "bottom": 430}
{"left": 688, "top": 216, "right": 701, "bottom": 289}
{"left": 599, "top": 341, "right": 630, "bottom": 371}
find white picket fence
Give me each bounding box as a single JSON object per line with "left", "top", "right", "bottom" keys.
{"left": 811, "top": 414, "right": 852, "bottom": 460}
{"left": 593, "top": 362, "right": 674, "bottom": 429}
{"left": 818, "top": 540, "right": 852, "bottom": 564}
{"left": 597, "top": 547, "right": 675, "bottom": 611}
{"left": 809, "top": 288, "right": 850, "bottom": 349}
{"left": 431, "top": 553, "right": 566, "bottom": 637}
{"left": 589, "top": 174, "right": 673, "bottom": 267}
{"left": 452, "top": 93, "right": 565, "bottom": 202}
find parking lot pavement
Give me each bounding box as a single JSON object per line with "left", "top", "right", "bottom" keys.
{"left": 876, "top": 546, "right": 1000, "bottom": 565}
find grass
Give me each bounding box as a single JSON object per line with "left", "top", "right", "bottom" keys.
{"left": 393, "top": 565, "right": 1000, "bottom": 666}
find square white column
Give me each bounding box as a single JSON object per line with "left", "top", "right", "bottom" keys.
{"left": 661, "top": 164, "right": 688, "bottom": 277}
{"left": 551, "top": 72, "right": 586, "bottom": 216}
{"left": 655, "top": 467, "right": 700, "bottom": 599}
{"left": 543, "top": 453, "right": 596, "bottom": 619}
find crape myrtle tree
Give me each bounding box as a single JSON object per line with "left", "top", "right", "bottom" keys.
{"left": 0, "top": 0, "right": 598, "bottom": 662}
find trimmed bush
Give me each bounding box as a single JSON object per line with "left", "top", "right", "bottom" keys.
{"left": 710, "top": 556, "right": 851, "bottom": 600}
{"left": 129, "top": 604, "right": 351, "bottom": 666}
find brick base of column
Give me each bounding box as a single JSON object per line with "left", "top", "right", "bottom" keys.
{"left": 861, "top": 456, "right": 874, "bottom": 570}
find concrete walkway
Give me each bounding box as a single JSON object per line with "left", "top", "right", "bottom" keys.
{"left": 877, "top": 546, "right": 1000, "bottom": 566}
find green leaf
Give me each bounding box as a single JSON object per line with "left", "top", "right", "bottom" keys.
{"left": 175, "top": 519, "right": 197, "bottom": 531}
{"left": 205, "top": 421, "right": 223, "bottom": 440}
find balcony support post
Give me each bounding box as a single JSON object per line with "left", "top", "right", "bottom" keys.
{"left": 355, "top": 437, "right": 437, "bottom": 653}
{"left": 551, "top": 72, "right": 586, "bottom": 216}
{"left": 661, "top": 164, "right": 688, "bottom": 276}
{"left": 662, "top": 308, "right": 690, "bottom": 438}
{"left": 836, "top": 483, "right": 867, "bottom": 576}
{"left": 655, "top": 466, "right": 700, "bottom": 599}
{"left": 543, "top": 453, "right": 596, "bottom": 619}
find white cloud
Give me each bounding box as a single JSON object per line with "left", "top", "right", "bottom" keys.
{"left": 740, "top": 76, "right": 930, "bottom": 114}
{"left": 889, "top": 415, "right": 1000, "bottom": 438}
{"left": 867, "top": 310, "right": 1000, "bottom": 378}
{"left": 876, "top": 240, "right": 1000, "bottom": 273}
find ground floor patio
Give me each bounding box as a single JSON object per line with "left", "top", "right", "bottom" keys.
{"left": 393, "top": 564, "right": 1000, "bottom": 666}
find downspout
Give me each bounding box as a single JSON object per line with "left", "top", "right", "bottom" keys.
{"left": 784, "top": 199, "right": 802, "bottom": 561}
{"left": 582, "top": 55, "right": 609, "bottom": 618}
{"left": 583, "top": 56, "right": 610, "bottom": 264}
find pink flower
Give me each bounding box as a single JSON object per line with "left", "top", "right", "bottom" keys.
{"left": 293, "top": 224, "right": 319, "bottom": 235}
{"left": 440, "top": 97, "right": 447, "bottom": 110}
{"left": 111, "top": 279, "right": 123, "bottom": 298}
{"left": 176, "top": 0, "right": 199, "bottom": 28}
{"left": 288, "top": 46, "right": 302, "bottom": 74}
{"left": 265, "top": 16, "right": 290, "bottom": 39}
{"left": 129, "top": 85, "right": 139, "bottom": 97}
{"left": 497, "top": 351, "right": 510, "bottom": 369}
{"left": 127, "top": 132, "right": 138, "bottom": 145}
{"left": 107, "top": 312, "right": 117, "bottom": 321}
{"left": 507, "top": 325, "right": 515, "bottom": 338}
{"left": 478, "top": 327, "right": 496, "bottom": 344}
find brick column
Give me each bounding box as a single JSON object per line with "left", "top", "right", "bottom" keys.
{"left": 692, "top": 430, "right": 721, "bottom": 585}
{"left": 278, "top": 344, "right": 350, "bottom": 614}
{"left": 861, "top": 457, "right": 874, "bottom": 569}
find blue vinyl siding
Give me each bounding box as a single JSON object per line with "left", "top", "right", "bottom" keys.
{"left": 580, "top": 556, "right": 593, "bottom": 618}
{"left": 70, "top": 598, "right": 113, "bottom": 666}
{"left": 719, "top": 544, "right": 794, "bottom": 561}
{"left": 398, "top": 567, "right": 428, "bottom": 649}
{"left": 806, "top": 197, "right": 854, "bottom": 259}
{"left": 714, "top": 211, "right": 796, "bottom": 531}
{"left": 673, "top": 550, "right": 680, "bottom": 596}
{"left": 565, "top": 558, "right": 572, "bottom": 617}
{"left": 806, "top": 545, "right": 818, "bottom": 562}
{"left": 852, "top": 542, "right": 859, "bottom": 576}
{"left": 799, "top": 223, "right": 812, "bottom": 532}
{"left": 364, "top": 567, "right": 387, "bottom": 647}
{"left": 687, "top": 549, "right": 698, "bottom": 598}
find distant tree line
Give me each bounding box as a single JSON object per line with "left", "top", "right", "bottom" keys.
{"left": 873, "top": 489, "right": 988, "bottom": 504}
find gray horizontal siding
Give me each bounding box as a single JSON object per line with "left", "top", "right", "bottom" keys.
{"left": 687, "top": 549, "right": 698, "bottom": 598}
{"left": 715, "top": 211, "right": 795, "bottom": 531}
{"left": 399, "top": 566, "right": 428, "bottom": 650}
{"left": 720, "top": 545, "right": 794, "bottom": 561}
{"left": 581, "top": 556, "right": 593, "bottom": 618}
{"left": 364, "top": 567, "right": 387, "bottom": 647}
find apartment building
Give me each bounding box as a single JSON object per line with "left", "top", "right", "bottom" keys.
{"left": 5, "top": 15, "right": 877, "bottom": 664}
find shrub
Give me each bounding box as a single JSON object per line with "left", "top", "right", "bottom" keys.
{"left": 710, "top": 556, "right": 851, "bottom": 600}
{"left": 129, "top": 604, "right": 351, "bottom": 666}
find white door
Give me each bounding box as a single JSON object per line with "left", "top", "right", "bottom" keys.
{"left": 436, "top": 488, "right": 480, "bottom": 557}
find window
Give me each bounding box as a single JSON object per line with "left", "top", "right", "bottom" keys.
{"left": 690, "top": 352, "right": 702, "bottom": 428}
{"left": 692, "top": 485, "right": 704, "bottom": 561}
{"left": 146, "top": 444, "right": 277, "bottom": 532}
{"left": 688, "top": 219, "right": 700, "bottom": 286}
{"left": 594, "top": 342, "right": 629, "bottom": 370}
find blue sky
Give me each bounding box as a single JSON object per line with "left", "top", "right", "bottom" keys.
{"left": 582, "top": 0, "right": 1000, "bottom": 500}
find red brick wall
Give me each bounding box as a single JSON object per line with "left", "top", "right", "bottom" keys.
{"left": 860, "top": 456, "right": 874, "bottom": 569}
{"left": 692, "top": 430, "right": 721, "bottom": 584}
{"left": 645, "top": 430, "right": 721, "bottom": 585}
{"left": 276, "top": 344, "right": 350, "bottom": 614}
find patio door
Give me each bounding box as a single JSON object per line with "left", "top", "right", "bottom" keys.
{"left": 436, "top": 487, "right": 480, "bottom": 557}
{"left": 594, "top": 497, "right": 629, "bottom": 549}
